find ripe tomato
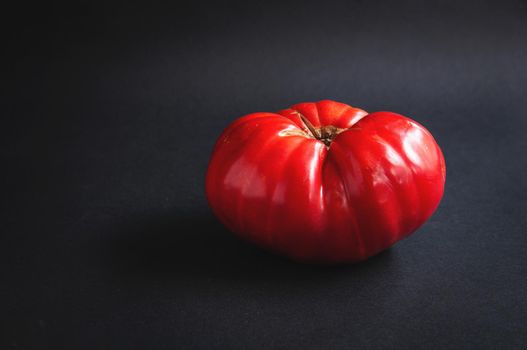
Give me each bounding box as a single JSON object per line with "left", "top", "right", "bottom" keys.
{"left": 206, "top": 100, "right": 446, "bottom": 263}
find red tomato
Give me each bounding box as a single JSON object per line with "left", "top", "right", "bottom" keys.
{"left": 206, "top": 100, "right": 446, "bottom": 263}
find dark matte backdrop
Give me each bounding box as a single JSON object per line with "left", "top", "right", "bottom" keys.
{"left": 2, "top": 0, "right": 527, "bottom": 349}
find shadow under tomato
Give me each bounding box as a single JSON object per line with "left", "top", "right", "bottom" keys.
{"left": 109, "top": 211, "right": 398, "bottom": 286}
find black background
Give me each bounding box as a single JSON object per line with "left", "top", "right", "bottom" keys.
{"left": 3, "top": 0, "right": 527, "bottom": 348}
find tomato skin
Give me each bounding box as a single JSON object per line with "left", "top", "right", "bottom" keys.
{"left": 206, "top": 100, "right": 446, "bottom": 263}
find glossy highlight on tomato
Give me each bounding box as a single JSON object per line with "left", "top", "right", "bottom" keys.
{"left": 206, "top": 100, "right": 446, "bottom": 263}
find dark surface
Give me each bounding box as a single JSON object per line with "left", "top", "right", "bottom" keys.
{"left": 3, "top": 1, "right": 527, "bottom": 349}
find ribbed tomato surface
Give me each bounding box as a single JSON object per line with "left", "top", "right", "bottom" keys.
{"left": 206, "top": 100, "right": 446, "bottom": 263}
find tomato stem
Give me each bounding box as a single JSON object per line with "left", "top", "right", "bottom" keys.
{"left": 297, "top": 112, "right": 344, "bottom": 147}
{"left": 298, "top": 114, "right": 321, "bottom": 139}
